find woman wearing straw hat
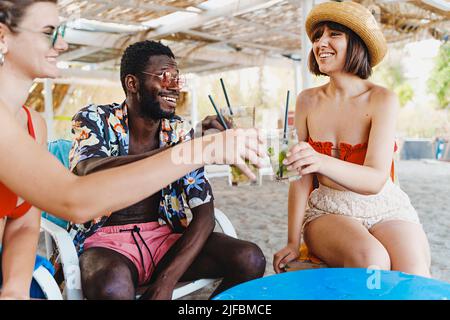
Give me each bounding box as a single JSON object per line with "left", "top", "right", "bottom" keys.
{"left": 0, "top": 0, "right": 264, "bottom": 299}
{"left": 274, "top": 1, "right": 430, "bottom": 277}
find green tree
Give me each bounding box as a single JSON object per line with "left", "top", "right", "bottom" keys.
{"left": 428, "top": 42, "right": 450, "bottom": 109}
{"left": 395, "top": 83, "right": 414, "bottom": 107}
{"left": 372, "top": 61, "right": 414, "bottom": 107}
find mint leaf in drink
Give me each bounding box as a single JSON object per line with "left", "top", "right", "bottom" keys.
{"left": 279, "top": 150, "right": 287, "bottom": 163}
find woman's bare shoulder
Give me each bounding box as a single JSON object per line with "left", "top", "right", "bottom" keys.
{"left": 367, "top": 83, "right": 399, "bottom": 114}
{"left": 368, "top": 83, "right": 397, "bottom": 101}
{"left": 297, "top": 85, "right": 325, "bottom": 110}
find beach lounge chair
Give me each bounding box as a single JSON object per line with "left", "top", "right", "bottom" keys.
{"left": 39, "top": 139, "right": 238, "bottom": 300}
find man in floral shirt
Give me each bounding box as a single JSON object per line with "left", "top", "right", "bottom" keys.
{"left": 69, "top": 40, "right": 265, "bottom": 300}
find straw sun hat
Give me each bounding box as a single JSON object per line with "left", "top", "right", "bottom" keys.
{"left": 305, "top": 1, "right": 387, "bottom": 66}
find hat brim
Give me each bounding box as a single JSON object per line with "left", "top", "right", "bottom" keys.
{"left": 305, "top": 1, "right": 387, "bottom": 67}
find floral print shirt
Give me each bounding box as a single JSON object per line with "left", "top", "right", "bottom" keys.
{"left": 69, "top": 102, "right": 214, "bottom": 253}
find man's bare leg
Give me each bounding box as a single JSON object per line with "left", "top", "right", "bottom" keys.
{"left": 145, "top": 232, "right": 266, "bottom": 299}
{"left": 79, "top": 247, "right": 139, "bottom": 300}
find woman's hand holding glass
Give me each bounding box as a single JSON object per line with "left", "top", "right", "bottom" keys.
{"left": 283, "top": 141, "right": 324, "bottom": 175}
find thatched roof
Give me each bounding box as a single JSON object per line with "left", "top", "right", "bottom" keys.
{"left": 370, "top": 0, "right": 450, "bottom": 43}
{"left": 25, "top": 83, "right": 71, "bottom": 112}
{"left": 59, "top": 0, "right": 206, "bottom": 24}
{"left": 57, "top": 0, "right": 449, "bottom": 76}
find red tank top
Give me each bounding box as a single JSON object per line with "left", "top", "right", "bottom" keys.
{"left": 0, "top": 106, "right": 36, "bottom": 219}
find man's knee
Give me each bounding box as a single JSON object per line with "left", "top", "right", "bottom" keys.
{"left": 86, "top": 283, "right": 135, "bottom": 300}
{"left": 81, "top": 265, "right": 136, "bottom": 300}
{"left": 91, "top": 280, "right": 135, "bottom": 300}
{"left": 79, "top": 249, "right": 137, "bottom": 300}
{"left": 231, "top": 241, "right": 266, "bottom": 278}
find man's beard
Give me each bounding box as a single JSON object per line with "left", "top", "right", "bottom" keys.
{"left": 137, "top": 87, "right": 175, "bottom": 120}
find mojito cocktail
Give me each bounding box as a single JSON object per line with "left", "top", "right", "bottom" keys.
{"left": 267, "top": 128, "right": 301, "bottom": 182}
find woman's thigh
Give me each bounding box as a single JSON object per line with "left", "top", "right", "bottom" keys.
{"left": 369, "top": 220, "right": 431, "bottom": 277}
{"left": 304, "top": 214, "right": 390, "bottom": 269}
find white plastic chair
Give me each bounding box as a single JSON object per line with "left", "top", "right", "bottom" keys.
{"left": 32, "top": 264, "right": 64, "bottom": 300}
{"left": 38, "top": 208, "right": 237, "bottom": 300}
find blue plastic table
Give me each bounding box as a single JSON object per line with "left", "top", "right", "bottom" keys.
{"left": 213, "top": 268, "right": 450, "bottom": 300}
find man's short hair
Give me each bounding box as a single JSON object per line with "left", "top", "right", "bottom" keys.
{"left": 120, "top": 40, "right": 175, "bottom": 93}
{"left": 308, "top": 21, "right": 372, "bottom": 79}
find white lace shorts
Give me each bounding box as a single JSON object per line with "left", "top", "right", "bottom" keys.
{"left": 303, "top": 179, "right": 420, "bottom": 231}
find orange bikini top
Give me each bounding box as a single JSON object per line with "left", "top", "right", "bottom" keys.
{"left": 308, "top": 137, "right": 398, "bottom": 182}
{"left": 0, "top": 106, "right": 36, "bottom": 219}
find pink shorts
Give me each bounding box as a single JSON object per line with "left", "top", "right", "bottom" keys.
{"left": 83, "top": 221, "right": 181, "bottom": 285}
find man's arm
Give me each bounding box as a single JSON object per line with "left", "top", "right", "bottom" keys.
{"left": 194, "top": 115, "right": 233, "bottom": 137}
{"left": 74, "top": 146, "right": 169, "bottom": 176}
{"left": 75, "top": 114, "right": 229, "bottom": 176}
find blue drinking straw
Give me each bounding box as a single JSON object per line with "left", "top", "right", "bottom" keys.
{"left": 220, "top": 78, "right": 234, "bottom": 115}
{"left": 208, "top": 94, "right": 229, "bottom": 130}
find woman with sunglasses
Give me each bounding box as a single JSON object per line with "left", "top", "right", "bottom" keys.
{"left": 0, "top": 0, "right": 265, "bottom": 299}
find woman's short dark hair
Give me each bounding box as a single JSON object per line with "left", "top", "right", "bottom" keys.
{"left": 0, "top": 0, "right": 57, "bottom": 32}
{"left": 308, "top": 21, "right": 372, "bottom": 79}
